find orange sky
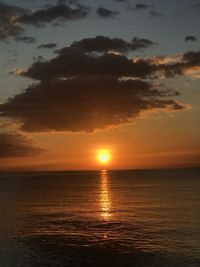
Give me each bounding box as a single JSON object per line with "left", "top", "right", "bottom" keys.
{"left": 1, "top": 108, "right": 199, "bottom": 170}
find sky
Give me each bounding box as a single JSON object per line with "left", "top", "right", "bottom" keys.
{"left": 0, "top": 0, "right": 200, "bottom": 170}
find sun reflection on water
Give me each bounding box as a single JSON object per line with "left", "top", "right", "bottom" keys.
{"left": 100, "top": 170, "right": 112, "bottom": 221}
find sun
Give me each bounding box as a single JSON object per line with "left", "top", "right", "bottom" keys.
{"left": 97, "top": 149, "right": 111, "bottom": 165}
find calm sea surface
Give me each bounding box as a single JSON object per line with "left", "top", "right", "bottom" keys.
{"left": 0, "top": 168, "right": 200, "bottom": 267}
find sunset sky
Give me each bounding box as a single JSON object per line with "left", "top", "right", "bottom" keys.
{"left": 0, "top": 0, "right": 199, "bottom": 170}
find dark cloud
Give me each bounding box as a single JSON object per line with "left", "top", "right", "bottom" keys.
{"left": 69, "top": 36, "right": 155, "bottom": 53}
{"left": 96, "top": 7, "right": 119, "bottom": 18}
{"left": 0, "top": 132, "right": 44, "bottom": 157}
{"left": 0, "top": 1, "right": 26, "bottom": 40}
{"left": 57, "top": 0, "right": 68, "bottom": 5}
{"left": 15, "top": 39, "right": 200, "bottom": 81}
{"left": 0, "top": 77, "right": 183, "bottom": 132}
{"left": 135, "top": 4, "right": 154, "bottom": 11}
{"left": 185, "top": 36, "right": 197, "bottom": 42}
{"left": 58, "top": 0, "right": 79, "bottom": 5}
{"left": 17, "top": 3, "right": 89, "bottom": 26}
{"left": 38, "top": 43, "right": 57, "bottom": 49}
{"left": 15, "top": 35, "right": 36, "bottom": 43}
{"left": 0, "top": 24, "right": 24, "bottom": 41}
{"left": 132, "top": 37, "right": 155, "bottom": 50}
{"left": 21, "top": 47, "right": 156, "bottom": 80}
{"left": 149, "top": 10, "right": 163, "bottom": 18}
{"left": 10, "top": 35, "right": 200, "bottom": 81}
{"left": 183, "top": 50, "right": 200, "bottom": 65}
{"left": 2, "top": 36, "right": 192, "bottom": 133}
{"left": 158, "top": 50, "right": 200, "bottom": 78}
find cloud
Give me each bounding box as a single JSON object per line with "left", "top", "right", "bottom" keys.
{"left": 185, "top": 36, "right": 197, "bottom": 42}
{"left": 159, "top": 50, "right": 200, "bottom": 78}
{"left": 184, "top": 66, "right": 200, "bottom": 78}
{"left": 0, "top": 1, "right": 26, "bottom": 40}
{"left": 96, "top": 7, "right": 119, "bottom": 18}
{"left": 3, "top": 37, "right": 195, "bottom": 133}
{"left": 0, "top": 132, "right": 44, "bottom": 157}
{"left": 149, "top": 10, "right": 163, "bottom": 18}
{"left": 21, "top": 47, "right": 157, "bottom": 80}
{"left": 15, "top": 36, "right": 199, "bottom": 82}
{"left": 10, "top": 68, "right": 26, "bottom": 76}
{"left": 0, "top": 77, "right": 184, "bottom": 132}
{"left": 38, "top": 43, "right": 57, "bottom": 49}
{"left": 144, "top": 50, "right": 200, "bottom": 79}
{"left": 17, "top": 3, "right": 89, "bottom": 26}
{"left": 132, "top": 37, "right": 156, "bottom": 50}
{"left": 183, "top": 50, "right": 200, "bottom": 65}
{"left": 58, "top": 0, "right": 79, "bottom": 5}
{"left": 69, "top": 36, "right": 155, "bottom": 53}
{"left": 135, "top": 4, "right": 154, "bottom": 11}
{"left": 10, "top": 38, "right": 200, "bottom": 81}
{"left": 15, "top": 35, "right": 36, "bottom": 43}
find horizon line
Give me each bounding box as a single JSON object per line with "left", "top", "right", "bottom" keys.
{"left": 0, "top": 165, "right": 199, "bottom": 173}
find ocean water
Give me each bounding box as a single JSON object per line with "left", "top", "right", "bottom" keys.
{"left": 0, "top": 168, "right": 199, "bottom": 267}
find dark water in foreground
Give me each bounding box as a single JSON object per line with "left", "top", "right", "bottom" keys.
{"left": 0, "top": 168, "right": 200, "bottom": 267}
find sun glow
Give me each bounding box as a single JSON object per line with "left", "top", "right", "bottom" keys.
{"left": 97, "top": 149, "right": 111, "bottom": 165}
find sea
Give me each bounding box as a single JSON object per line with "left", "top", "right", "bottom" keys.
{"left": 0, "top": 168, "right": 199, "bottom": 267}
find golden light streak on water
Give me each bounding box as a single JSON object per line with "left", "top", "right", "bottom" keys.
{"left": 100, "top": 170, "right": 112, "bottom": 221}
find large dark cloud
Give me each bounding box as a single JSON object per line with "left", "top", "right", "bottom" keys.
{"left": 22, "top": 47, "right": 157, "bottom": 80}
{"left": 0, "top": 1, "right": 26, "bottom": 40}
{"left": 96, "top": 7, "right": 119, "bottom": 18}
{"left": 2, "top": 37, "right": 192, "bottom": 133}
{"left": 0, "top": 77, "right": 183, "bottom": 132}
{"left": 69, "top": 36, "right": 155, "bottom": 53}
{"left": 0, "top": 132, "right": 44, "bottom": 157}
{"left": 17, "top": 3, "right": 89, "bottom": 26}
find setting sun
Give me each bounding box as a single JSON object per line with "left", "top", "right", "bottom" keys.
{"left": 97, "top": 149, "right": 111, "bottom": 164}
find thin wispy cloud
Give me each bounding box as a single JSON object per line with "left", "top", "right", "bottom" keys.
{"left": 38, "top": 43, "right": 57, "bottom": 49}
{"left": 96, "top": 7, "right": 119, "bottom": 18}
{"left": 15, "top": 36, "right": 36, "bottom": 44}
